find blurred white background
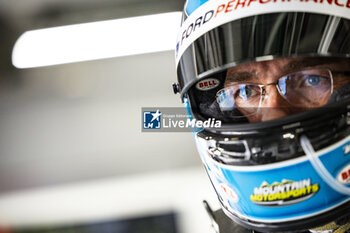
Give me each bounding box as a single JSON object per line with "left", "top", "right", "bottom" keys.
{"left": 0, "top": 1, "right": 219, "bottom": 232}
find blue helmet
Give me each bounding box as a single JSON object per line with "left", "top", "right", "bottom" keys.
{"left": 174, "top": 0, "right": 350, "bottom": 232}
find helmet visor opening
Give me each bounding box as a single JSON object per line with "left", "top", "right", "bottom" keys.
{"left": 188, "top": 57, "right": 350, "bottom": 124}
{"left": 177, "top": 12, "right": 350, "bottom": 94}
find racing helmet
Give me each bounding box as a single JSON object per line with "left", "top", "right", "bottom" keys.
{"left": 173, "top": 0, "right": 350, "bottom": 232}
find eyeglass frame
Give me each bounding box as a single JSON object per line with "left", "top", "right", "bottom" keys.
{"left": 215, "top": 68, "right": 338, "bottom": 113}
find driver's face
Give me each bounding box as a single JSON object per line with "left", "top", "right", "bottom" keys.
{"left": 224, "top": 57, "right": 350, "bottom": 122}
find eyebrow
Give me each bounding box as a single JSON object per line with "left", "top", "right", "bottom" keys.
{"left": 281, "top": 58, "right": 333, "bottom": 74}
{"left": 225, "top": 57, "right": 342, "bottom": 85}
{"left": 226, "top": 71, "right": 256, "bottom": 84}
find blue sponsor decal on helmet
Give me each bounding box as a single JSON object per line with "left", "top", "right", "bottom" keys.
{"left": 200, "top": 137, "right": 350, "bottom": 222}
{"left": 185, "top": 0, "right": 209, "bottom": 15}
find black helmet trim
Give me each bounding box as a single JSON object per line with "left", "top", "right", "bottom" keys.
{"left": 197, "top": 122, "right": 350, "bottom": 167}
{"left": 218, "top": 198, "right": 350, "bottom": 224}
{"left": 219, "top": 199, "right": 350, "bottom": 232}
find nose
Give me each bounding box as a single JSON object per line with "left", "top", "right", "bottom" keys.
{"left": 257, "top": 86, "right": 290, "bottom": 122}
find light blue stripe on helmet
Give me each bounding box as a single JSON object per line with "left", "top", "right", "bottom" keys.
{"left": 185, "top": 0, "right": 209, "bottom": 16}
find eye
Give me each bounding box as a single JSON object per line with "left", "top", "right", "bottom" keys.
{"left": 235, "top": 85, "right": 259, "bottom": 100}
{"left": 240, "top": 87, "right": 252, "bottom": 98}
{"left": 305, "top": 75, "right": 321, "bottom": 86}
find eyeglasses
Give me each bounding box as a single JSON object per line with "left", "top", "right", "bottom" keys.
{"left": 216, "top": 69, "right": 334, "bottom": 118}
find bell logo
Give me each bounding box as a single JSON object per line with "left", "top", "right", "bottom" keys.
{"left": 337, "top": 164, "right": 350, "bottom": 184}
{"left": 196, "top": 78, "right": 220, "bottom": 91}
{"left": 342, "top": 171, "right": 349, "bottom": 180}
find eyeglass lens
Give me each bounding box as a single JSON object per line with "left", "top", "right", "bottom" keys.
{"left": 277, "top": 69, "right": 332, "bottom": 107}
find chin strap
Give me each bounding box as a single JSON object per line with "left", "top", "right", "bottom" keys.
{"left": 309, "top": 223, "right": 350, "bottom": 233}
{"left": 300, "top": 135, "right": 350, "bottom": 196}
{"left": 203, "top": 200, "right": 313, "bottom": 233}
{"left": 204, "top": 199, "right": 350, "bottom": 233}
{"left": 309, "top": 215, "right": 350, "bottom": 233}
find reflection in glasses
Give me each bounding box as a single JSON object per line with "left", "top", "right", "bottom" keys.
{"left": 216, "top": 69, "right": 341, "bottom": 118}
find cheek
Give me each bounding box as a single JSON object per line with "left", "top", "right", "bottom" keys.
{"left": 245, "top": 107, "right": 306, "bottom": 122}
